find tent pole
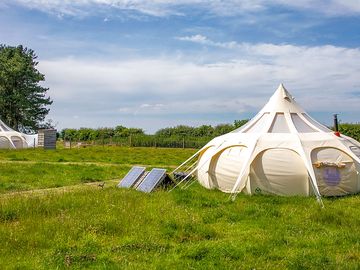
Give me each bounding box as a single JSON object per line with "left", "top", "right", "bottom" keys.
{"left": 169, "top": 141, "right": 227, "bottom": 192}
{"left": 285, "top": 112, "right": 324, "bottom": 208}
{"left": 228, "top": 113, "right": 275, "bottom": 201}
{"left": 168, "top": 165, "right": 198, "bottom": 192}
{"left": 182, "top": 178, "right": 197, "bottom": 189}
{"left": 228, "top": 142, "right": 258, "bottom": 201}
{"left": 170, "top": 147, "right": 204, "bottom": 175}
{"left": 308, "top": 171, "right": 324, "bottom": 208}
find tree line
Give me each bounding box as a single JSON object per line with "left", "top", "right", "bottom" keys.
{"left": 58, "top": 121, "right": 360, "bottom": 149}
{"left": 59, "top": 120, "right": 249, "bottom": 142}
{"left": 60, "top": 126, "right": 145, "bottom": 141}
{"left": 58, "top": 121, "right": 249, "bottom": 148}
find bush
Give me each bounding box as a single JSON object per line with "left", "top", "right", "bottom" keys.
{"left": 339, "top": 123, "right": 360, "bottom": 141}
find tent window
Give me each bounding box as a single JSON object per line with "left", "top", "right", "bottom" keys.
{"left": 291, "top": 113, "right": 317, "bottom": 133}
{"left": 268, "top": 113, "right": 290, "bottom": 133}
{"left": 302, "top": 114, "right": 331, "bottom": 132}
{"left": 0, "top": 123, "right": 9, "bottom": 131}
{"left": 243, "top": 113, "right": 270, "bottom": 133}
{"left": 323, "top": 167, "right": 341, "bottom": 186}
{"left": 349, "top": 146, "right": 360, "bottom": 158}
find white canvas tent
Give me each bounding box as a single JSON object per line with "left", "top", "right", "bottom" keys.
{"left": 172, "top": 84, "right": 360, "bottom": 202}
{"left": 0, "top": 119, "right": 38, "bottom": 149}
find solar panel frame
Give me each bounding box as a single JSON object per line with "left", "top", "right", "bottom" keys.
{"left": 136, "top": 168, "right": 167, "bottom": 193}
{"left": 133, "top": 171, "right": 149, "bottom": 189}
{"left": 117, "top": 166, "right": 146, "bottom": 188}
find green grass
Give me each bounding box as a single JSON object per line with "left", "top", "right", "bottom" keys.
{"left": 0, "top": 146, "right": 360, "bottom": 269}
{"left": 1, "top": 185, "right": 360, "bottom": 269}
{"left": 0, "top": 146, "right": 195, "bottom": 193}
{"left": 0, "top": 146, "right": 196, "bottom": 165}
{"left": 0, "top": 163, "right": 131, "bottom": 193}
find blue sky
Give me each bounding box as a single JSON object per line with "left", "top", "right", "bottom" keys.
{"left": 1, "top": 1, "right": 360, "bottom": 133}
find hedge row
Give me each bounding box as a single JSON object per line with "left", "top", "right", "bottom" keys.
{"left": 339, "top": 123, "right": 360, "bottom": 142}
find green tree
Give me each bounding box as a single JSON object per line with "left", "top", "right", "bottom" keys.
{"left": 0, "top": 45, "right": 52, "bottom": 132}
{"left": 127, "top": 128, "right": 144, "bottom": 136}
{"left": 194, "top": 125, "right": 214, "bottom": 137}
{"left": 62, "top": 129, "right": 78, "bottom": 141}
{"left": 114, "top": 125, "right": 127, "bottom": 137}
{"left": 234, "top": 119, "right": 249, "bottom": 129}
{"left": 213, "top": 124, "right": 234, "bottom": 136}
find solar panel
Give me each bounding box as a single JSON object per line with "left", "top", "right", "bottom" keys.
{"left": 117, "top": 166, "right": 146, "bottom": 188}
{"left": 136, "top": 168, "right": 167, "bottom": 193}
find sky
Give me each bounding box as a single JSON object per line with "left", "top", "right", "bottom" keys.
{"left": 1, "top": 0, "right": 360, "bottom": 133}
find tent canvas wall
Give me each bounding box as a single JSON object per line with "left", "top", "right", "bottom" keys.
{"left": 0, "top": 119, "right": 38, "bottom": 149}
{"left": 174, "top": 84, "right": 360, "bottom": 201}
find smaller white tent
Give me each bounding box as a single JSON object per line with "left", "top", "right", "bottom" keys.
{"left": 172, "top": 84, "right": 360, "bottom": 202}
{"left": 0, "top": 119, "right": 38, "bottom": 149}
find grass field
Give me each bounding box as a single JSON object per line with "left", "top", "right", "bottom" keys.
{"left": 1, "top": 146, "right": 360, "bottom": 269}
{"left": 0, "top": 146, "right": 195, "bottom": 165}
{"left": 0, "top": 147, "right": 195, "bottom": 194}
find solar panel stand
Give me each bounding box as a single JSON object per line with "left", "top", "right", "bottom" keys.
{"left": 133, "top": 171, "right": 149, "bottom": 189}
{"left": 158, "top": 174, "right": 176, "bottom": 189}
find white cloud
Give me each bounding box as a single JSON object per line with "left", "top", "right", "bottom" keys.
{"left": 177, "top": 34, "right": 207, "bottom": 43}
{"left": 5, "top": 0, "right": 360, "bottom": 18}
{"left": 176, "top": 35, "right": 239, "bottom": 49}
{"left": 134, "top": 103, "right": 166, "bottom": 115}
{"left": 6, "top": 0, "right": 184, "bottom": 17}
{"left": 273, "top": 0, "right": 360, "bottom": 16}
{"left": 176, "top": 36, "right": 360, "bottom": 91}
{"left": 40, "top": 41, "right": 360, "bottom": 131}
{"left": 139, "top": 103, "right": 164, "bottom": 109}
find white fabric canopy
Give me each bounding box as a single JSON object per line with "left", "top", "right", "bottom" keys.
{"left": 195, "top": 84, "right": 360, "bottom": 198}
{"left": 0, "top": 119, "right": 38, "bottom": 149}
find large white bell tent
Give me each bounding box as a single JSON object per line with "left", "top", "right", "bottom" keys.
{"left": 0, "top": 119, "right": 38, "bottom": 149}
{"left": 172, "top": 84, "right": 360, "bottom": 203}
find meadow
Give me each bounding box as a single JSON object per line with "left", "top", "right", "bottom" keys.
{"left": 1, "top": 146, "right": 360, "bottom": 269}
{"left": 0, "top": 147, "right": 195, "bottom": 194}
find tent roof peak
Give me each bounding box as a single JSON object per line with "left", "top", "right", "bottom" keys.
{"left": 277, "top": 83, "right": 292, "bottom": 101}
{"left": 260, "top": 84, "right": 304, "bottom": 114}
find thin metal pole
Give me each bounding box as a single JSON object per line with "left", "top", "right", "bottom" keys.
{"left": 170, "top": 148, "right": 203, "bottom": 174}
{"left": 333, "top": 114, "right": 339, "bottom": 132}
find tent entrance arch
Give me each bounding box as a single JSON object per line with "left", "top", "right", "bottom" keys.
{"left": 11, "top": 136, "right": 25, "bottom": 148}
{"left": 207, "top": 145, "right": 248, "bottom": 192}
{"left": 311, "top": 147, "right": 358, "bottom": 196}
{"left": 197, "top": 145, "right": 216, "bottom": 189}
{"left": 0, "top": 136, "right": 12, "bottom": 148}
{"left": 249, "top": 148, "right": 309, "bottom": 195}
